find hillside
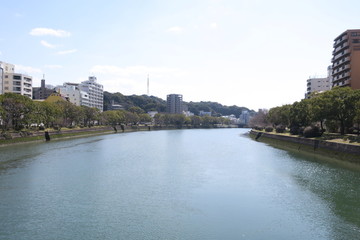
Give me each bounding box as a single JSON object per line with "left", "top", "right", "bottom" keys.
{"left": 104, "top": 91, "right": 254, "bottom": 117}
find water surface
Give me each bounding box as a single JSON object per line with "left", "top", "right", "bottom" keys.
{"left": 1, "top": 129, "right": 360, "bottom": 239}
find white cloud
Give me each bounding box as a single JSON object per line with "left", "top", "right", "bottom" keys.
{"left": 0, "top": 51, "right": 2, "bottom": 55}
{"left": 44, "top": 65, "right": 63, "bottom": 69}
{"left": 40, "top": 40, "right": 57, "bottom": 48}
{"left": 30, "top": 28, "right": 71, "bottom": 37}
{"left": 57, "top": 49, "right": 78, "bottom": 55}
{"left": 167, "top": 26, "right": 184, "bottom": 34}
{"left": 15, "top": 65, "right": 42, "bottom": 74}
{"left": 210, "top": 22, "right": 218, "bottom": 29}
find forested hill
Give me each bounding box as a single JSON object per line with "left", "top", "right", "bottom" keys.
{"left": 104, "top": 91, "right": 254, "bottom": 117}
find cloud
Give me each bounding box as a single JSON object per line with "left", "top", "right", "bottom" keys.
{"left": 0, "top": 51, "right": 2, "bottom": 55}
{"left": 57, "top": 49, "right": 78, "bottom": 55}
{"left": 15, "top": 65, "right": 42, "bottom": 74}
{"left": 210, "top": 22, "right": 218, "bottom": 29}
{"left": 167, "top": 26, "right": 184, "bottom": 34}
{"left": 44, "top": 65, "right": 63, "bottom": 69}
{"left": 40, "top": 40, "right": 57, "bottom": 48}
{"left": 30, "top": 28, "right": 71, "bottom": 37}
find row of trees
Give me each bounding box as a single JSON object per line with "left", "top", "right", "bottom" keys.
{"left": 0, "top": 93, "right": 233, "bottom": 132}
{"left": 250, "top": 87, "right": 360, "bottom": 135}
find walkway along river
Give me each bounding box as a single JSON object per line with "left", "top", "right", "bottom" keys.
{"left": 1, "top": 128, "right": 360, "bottom": 239}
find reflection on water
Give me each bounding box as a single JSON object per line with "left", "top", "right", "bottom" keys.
{"left": 1, "top": 129, "right": 360, "bottom": 240}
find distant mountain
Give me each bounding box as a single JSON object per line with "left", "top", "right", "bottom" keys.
{"left": 103, "top": 92, "right": 166, "bottom": 112}
{"left": 187, "top": 101, "right": 254, "bottom": 117}
{"left": 104, "top": 91, "right": 254, "bottom": 117}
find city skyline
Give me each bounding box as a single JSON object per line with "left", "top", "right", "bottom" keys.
{"left": 1, "top": 0, "right": 360, "bottom": 110}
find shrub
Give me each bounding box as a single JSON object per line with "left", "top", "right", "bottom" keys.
{"left": 290, "top": 125, "right": 299, "bottom": 135}
{"left": 275, "top": 125, "right": 286, "bottom": 133}
{"left": 303, "top": 125, "right": 322, "bottom": 138}
{"left": 265, "top": 126, "right": 273, "bottom": 132}
{"left": 253, "top": 126, "right": 264, "bottom": 131}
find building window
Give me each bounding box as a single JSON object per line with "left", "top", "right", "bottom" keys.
{"left": 13, "top": 75, "right": 21, "bottom": 80}
{"left": 5, "top": 75, "right": 8, "bottom": 78}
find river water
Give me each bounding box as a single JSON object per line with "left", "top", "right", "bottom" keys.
{"left": 1, "top": 128, "right": 360, "bottom": 240}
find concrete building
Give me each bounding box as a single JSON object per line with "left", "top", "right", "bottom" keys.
{"left": 166, "top": 94, "right": 183, "bottom": 114}
{"left": 331, "top": 29, "right": 360, "bottom": 89}
{"left": 305, "top": 66, "right": 332, "bottom": 99}
{"left": 33, "top": 78, "right": 54, "bottom": 100}
{"left": 0, "top": 61, "right": 32, "bottom": 98}
{"left": 79, "top": 76, "right": 103, "bottom": 111}
{"left": 239, "top": 110, "right": 250, "bottom": 125}
{"left": 58, "top": 83, "right": 90, "bottom": 107}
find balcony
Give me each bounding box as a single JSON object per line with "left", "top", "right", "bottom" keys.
{"left": 333, "top": 34, "right": 348, "bottom": 47}
{"left": 333, "top": 42, "right": 349, "bottom": 55}
{"left": 332, "top": 49, "right": 349, "bottom": 62}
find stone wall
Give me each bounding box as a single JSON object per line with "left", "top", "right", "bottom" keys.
{"left": 250, "top": 130, "right": 360, "bottom": 163}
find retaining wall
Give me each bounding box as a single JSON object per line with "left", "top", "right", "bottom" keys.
{"left": 250, "top": 130, "right": 360, "bottom": 163}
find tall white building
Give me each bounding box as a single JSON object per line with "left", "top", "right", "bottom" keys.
{"left": 0, "top": 61, "right": 32, "bottom": 98}
{"left": 79, "top": 76, "right": 103, "bottom": 111}
{"left": 58, "top": 76, "right": 103, "bottom": 111}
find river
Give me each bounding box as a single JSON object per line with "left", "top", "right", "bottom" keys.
{"left": 1, "top": 128, "right": 360, "bottom": 240}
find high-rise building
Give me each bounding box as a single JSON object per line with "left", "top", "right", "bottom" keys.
{"left": 166, "top": 94, "right": 183, "bottom": 114}
{"left": 79, "top": 76, "right": 103, "bottom": 111}
{"left": 331, "top": 29, "right": 360, "bottom": 89}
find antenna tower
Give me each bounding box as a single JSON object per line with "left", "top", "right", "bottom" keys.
{"left": 147, "top": 74, "right": 149, "bottom": 96}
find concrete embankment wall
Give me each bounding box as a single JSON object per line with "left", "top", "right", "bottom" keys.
{"left": 250, "top": 130, "right": 360, "bottom": 164}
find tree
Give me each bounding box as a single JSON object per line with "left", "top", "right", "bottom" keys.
{"left": 268, "top": 105, "right": 291, "bottom": 127}
{"left": 139, "top": 113, "right": 152, "bottom": 124}
{"left": 81, "top": 106, "right": 100, "bottom": 127}
{"left": 102, "top": 110, "right": 125, "bottom": 127}
{"left": 308, "top": 93, "right": 330, "bottom": 132}
{"left": 323, "top": 87, "right": 359, "bottom": 135}
{"left": 249, "top": 109, "right": 269, "bottom": 128}
{"left": 0, "top": 93, "right": 34, "bottom": 131}
{"left": 289, "top": 99, "right": 312, "bottom": 129}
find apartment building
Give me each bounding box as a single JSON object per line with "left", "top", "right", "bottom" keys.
{"left": 332, "top": 29, "right": 360, "bottom": 89}
{"left": 305, "top": 66, "right": 332, "bottom": 99}
{"left": 58, "top": 83, "right": 90, "bottom": 107}
{"left": 0, "top": 61, "right": 33, "bottom": 98}
{"left": 166, "top": 94, "right": 183, "bottom": 114}
{"left": 79, "top": 76, "right": 104, "bottom": 111}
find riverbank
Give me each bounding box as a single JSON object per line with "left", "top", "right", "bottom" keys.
{"left": 0, "top": 124, "right": 239, "bottom": 147}
{"left": 249, "top": 130, "right": 360, "bottom": 164}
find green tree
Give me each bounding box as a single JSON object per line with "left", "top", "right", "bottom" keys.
{"left": 289, "top": 99, "right": 312, "bottom": 128}
{"left": 102, "top": 110, "right": 125, "bottom": 127}
{"left": 323, "top": 87, "right": 359, "bottom": 135}
{"left": 139, "top": 113, "right": 152, "bottom": 124}
{"left": 0, "top": 93, "right": 34, "bottom": 131}
{"left": 268, "top": 104, "right": 291, "bottom": 127}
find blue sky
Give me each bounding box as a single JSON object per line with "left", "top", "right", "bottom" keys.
{"left": 1, "top": 0, "right": 359, "bottom": 110}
